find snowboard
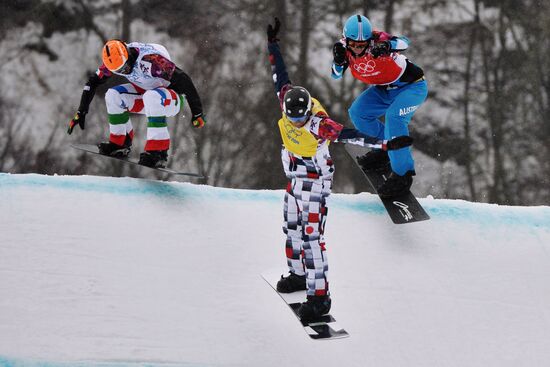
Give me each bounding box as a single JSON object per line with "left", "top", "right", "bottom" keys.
{"left": 71, "top": 143, "right": 204, "bottom": 178}
{"left": 345, "top": 144, "right": 430, "bottom": 224}
{"left": 261, "top": 269, "right": 349, "bottom": 340}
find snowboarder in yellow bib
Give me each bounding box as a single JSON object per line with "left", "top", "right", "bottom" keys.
{"left": 267, "top": 18, "right": 413, "bottom": 321}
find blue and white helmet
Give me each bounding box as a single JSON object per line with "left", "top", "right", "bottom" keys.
{"left": 343, "top": 14, "right": 372, "bottom": 41}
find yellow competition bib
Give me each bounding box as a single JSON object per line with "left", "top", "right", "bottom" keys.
{"left": 278, "top": 98, "right": 328, "bottom": 157}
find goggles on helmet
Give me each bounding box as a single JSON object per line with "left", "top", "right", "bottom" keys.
{"left": 287, "top": 113, "right": 311, "bottom": 124}
{"left": 347, "top": 39, "right": 369, "bottom": 49}
{"left": 115, "top": 61, "right": 133, "bottom": 75}
{"left": 283, "top": 86, "right": 312, "bottom": 125}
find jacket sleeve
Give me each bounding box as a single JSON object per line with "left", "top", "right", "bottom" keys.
{"left": 168, "top": 67, "right": 203, "bottom": 117}
{"left": 372, "top": 30, "right": 410, "bottom": 52}
{"left": 268, "top": 41, "right": 292, "bottom": 108}
{"left": 306, "top": 114, "right": 343, "bottom": 141}
{"left": 388, "top": 36, "right": 410, "bottom": 52}
{"left": 77, "top": 65, "right": 111, "bottom": 114}
{"left": 331, "top": 63, "right": 347, "bottom": 80}
{"left": 304, "top": 115, "right": 384, "bottom": 147}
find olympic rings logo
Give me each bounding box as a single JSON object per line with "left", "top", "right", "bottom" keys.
{"left": 353, "top": 60, "right": 376, "bottom": 74}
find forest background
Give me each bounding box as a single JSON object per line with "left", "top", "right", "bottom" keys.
{"left": 1, "top": 0, "right": 548, "bottom": 205}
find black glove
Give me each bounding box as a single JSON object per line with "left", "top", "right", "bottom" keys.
{"left": 67, "top": 111, "right": 86, "bottom": 135}
{"left": 371, "top": 41, "right": 391, "bottom": 58}
{"left": 333, "top": 42, "right": 347, "bottom": 66}
{"left": 384, "top": 136, "right": 413, "bottom": 150}
{"left": 267, "top": 17, "right": 281, "bottom": 43}
{"left": 191, "top": 113, "right": 206, "bottom": 128}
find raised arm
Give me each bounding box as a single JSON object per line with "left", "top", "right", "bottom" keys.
{"left": 267, "top": 18, "right": 292, "bottom": 107}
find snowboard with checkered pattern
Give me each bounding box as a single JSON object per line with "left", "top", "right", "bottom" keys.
{"left": 261, "top": 269, "right": 349, "bottom": 340}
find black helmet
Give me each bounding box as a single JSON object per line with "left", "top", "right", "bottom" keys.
{"left": 283, "top": 86, "right": 312, "bottom": 122}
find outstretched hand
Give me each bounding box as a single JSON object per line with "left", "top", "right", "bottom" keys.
{"left": 385, "top": 136, "right": 413, "bottom": 150}
{"left": 267, "top": 17, "right": 281, "bottom": 43}
{"left": 191, "top": 113, "right": 206, "bottom": 128}
{"left": 67, "top": 111, "right": 86, "bottom": 135}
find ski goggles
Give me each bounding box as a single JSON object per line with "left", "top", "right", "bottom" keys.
{"left": 114, "top": 61, "right": 133, "bottom": 75}
{"left": 347, "top": 39, "right": 369, "bottom": 50}
{"left": 287, "top": 114, "right": 310, "bottom": 124}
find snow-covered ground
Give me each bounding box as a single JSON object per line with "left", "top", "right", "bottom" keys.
{"left": 1, "top": 173, "right": 550, "bottom": 367}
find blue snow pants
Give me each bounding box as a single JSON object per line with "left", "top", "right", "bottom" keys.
{"left": 348, "top": 79, "right": 428, "bottom": 176}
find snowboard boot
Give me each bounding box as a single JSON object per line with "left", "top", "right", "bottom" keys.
{"left": 97, "top": 141, "right": 131, "bottom": 158}
{"left": 297, "top": 295, "right": 332, "bottom": 321}
{"left": 276, "top": 272, "right": 307, "bottom": 293}
{"left": 357, "top": 149, "right": 390, "bottom": 171}
{"left": 377, "top": 170, "right": 415, "bottom": 198}
{"left": 138, "top": 150, "right": 168, "bottom": 168}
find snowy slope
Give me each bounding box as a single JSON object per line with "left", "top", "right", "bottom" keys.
{"left": 1, "top": 173, "right": 550, "bottom": 367}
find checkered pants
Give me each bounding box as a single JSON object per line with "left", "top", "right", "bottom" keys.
{"left": 282, "top": 148, "right": 333, "bottom": 296}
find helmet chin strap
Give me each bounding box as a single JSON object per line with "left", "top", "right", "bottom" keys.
{"left": 128, "top": 47, "right": 138, "bottom": 64}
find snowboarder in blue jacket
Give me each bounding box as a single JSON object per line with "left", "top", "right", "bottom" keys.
{"left": 332, "top": 15, "right": 428, "bottom": 197}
